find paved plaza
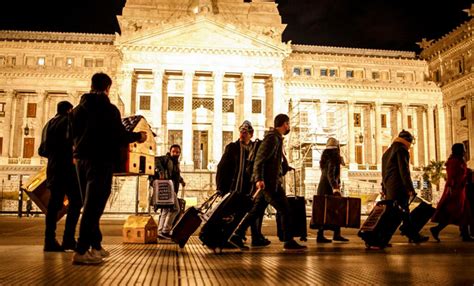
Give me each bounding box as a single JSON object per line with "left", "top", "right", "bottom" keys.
{"left": 0, "top": 216, "right": 473, "bottom": 285}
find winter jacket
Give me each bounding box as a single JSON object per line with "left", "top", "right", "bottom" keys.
{"left": 70, "top": 92, "right": 141, "bottom": 165}
{"left": 151, "top": 153, "right": 184, "bottom": 194}
{"left": 317, "top": 149, "right": 341, "bottom": 196}
{"left": 381, "top": 140, "right": 415, "bottom": 202}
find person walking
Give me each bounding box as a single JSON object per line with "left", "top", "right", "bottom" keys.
{"left": 430, "top": 143, "right": 474, "bottom": 242}
{"left": 70, "top": 73, "right": 147, "bottom": 264}
{"left": 316, "top": 137, "right": 349, "bottom": 243}
{"left": 229, "top": 114, "right": 306, "bottom": 250}
{"left": 381, "top": 130, "right": 428, "bottom": 243}
{"left": 39, "top": 101, "right": 82, "bottom": 252}
{"left": 216, "top": 120, "right": 269, "bottom": 247}
{"left": 153, "top": 144, "right": 186, "bottom": 239}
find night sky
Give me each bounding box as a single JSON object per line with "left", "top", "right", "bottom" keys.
{"left": 0, "top": 0, "right": 471, "bottom": 52}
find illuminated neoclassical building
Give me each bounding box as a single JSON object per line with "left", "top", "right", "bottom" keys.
{"left": 0, "top": 0, "right": 471, "bottom": 199}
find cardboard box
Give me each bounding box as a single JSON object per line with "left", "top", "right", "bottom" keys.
{"left": 122, "top": 215, "right": 158, "bottom": 244}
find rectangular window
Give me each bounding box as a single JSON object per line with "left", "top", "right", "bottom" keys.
{"left": 222, "top": 131, "right": 234, "bottom": 153}
{"left": 192, "top": 98, "right": 214, "bottom": 111}
{"left": 95, "top": 59, "right": 104, "bottom": 67}
{"left": 329, "top": 69, "right": 337, "bottom": 77}
{"left": 303, "top": 68, "right": 312, "bottom": 76}
{"left": 464, "top": 140, "right": 470, "bottom": 162}
{"left": 23, "top": 138, "right": 35, "bottom": 158}
{"left": 320, "top": 69, "right": 328, "bottom": 77}
{"left": 66, "top": 57, "right": 74, "bottom": 67}
{"left": 397, "top": 72, "right": 406, "bottom": 81}
{"left": 168, "top": 130, "right": 183, "bottom": 151}
{"left": 0, "top": 56, "right": 5, "bottom": 65}
{"left": 354, "top": 70, "right": 364, "bottom": 79}
{"left": 293, "top": 67, "right": 301, "bottom": 76}
{"left": 355, "top": 145, "right": 363, "bottom": 164}
{"left": 434, "top": 70, "right": 441, "bottom": 82}
{"left": 372, "top": 71, "right": 380, "bottom": 80}
{"left": 0, "top": 137, "right": 3, "bottom": 156}
{"left": 381, "top": 114, "right": 387, "bottom": 128}
{"left": 252, "top": 99, "right": 262, "bottom": 114}
{"left": 37, "top": 57, "right": 45, "bottom": 66}
{"left": 84, "top": 58, "right": 94, "bottom": 67}
{"left": 27, "top": 103, "right": 37, "bottom": 118}
{"left": 407, "top": 115, "right": 412, "bottom": 129}
{"left": 460, "top": 105, "right": 466, "bottom": 121}
{"left": 346, "top": 70, "right": 354, "bottom": 78}
{"left": 354, "top": 113, "right": 361, "bottom": 127}
{"left": 139, "top": 95, "right": 151, "bottom": 110}
{"left": 168, "top": 97, "right": 184, "bottom": 111}
{"left": 456, "top": 59, "right": 464, "bottom": 74}
{"left": 54, "top": 57, "right": 64, "bottom": 67}
{"left": 0, "top": 102, "right": 5, "bottom": 117}
{"left": 10, "top": 56, "right": 16, "bottom": 66}
{"left": 222, "top": 98, "right": 234, "bottom": 113}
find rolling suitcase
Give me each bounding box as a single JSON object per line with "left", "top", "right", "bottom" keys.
{"left": 199, "top": 191, "right": 252, "bottom": 252}
{"left": 171, "top": 193, "right": 219, "bottom": 248}
{"left": 276, "top": 169, "right": 307, "bottom": 242}
{"left": 400, "top": 199, "right": 435, "bottom": 235}
{"left": 310, "top": 195, "right": 361, "bottom": 229}
{"left": 358, "top": 200, "right": 404, "bottom": 249}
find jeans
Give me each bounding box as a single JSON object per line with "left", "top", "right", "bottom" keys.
{"left": 158, "top": 194, "right": 180, "bottom": 234}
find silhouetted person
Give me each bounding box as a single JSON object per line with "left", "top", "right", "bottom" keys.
{"left": 70, "top": 73, "right": 147, "bottom": 264}
{"left": 39, "top": 100, "right": 82, "bottom": 252}
{"left": 382, "top": 130, "right": 428, "bottom": 243}
{"left": 430, "top": 143, "right": 473, "bottom": 242}
{"left": 230, "top": 114, "right": 306, "bottom": 250}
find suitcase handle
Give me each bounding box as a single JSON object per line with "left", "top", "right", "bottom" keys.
{"left": 198, "top": 192, "right": 220, "bottom": 213}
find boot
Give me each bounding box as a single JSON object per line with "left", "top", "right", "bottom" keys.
{"left": 316, "top": 230, "right": 332, "bottom": 243}
{"left": 333, "top": 228, "right": 349, "bottom": 242}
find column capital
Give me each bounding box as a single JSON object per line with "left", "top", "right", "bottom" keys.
{"left": 427, "top": 104, "right": 435, "bottom": 110}
{"left": 213, "top": 70, "right": 225, "bottom": 80}
{"left": 347, "top": 99, "right": 356, "bottom": 106}
{"left": 183, "top": 69, "right": 195, "bottom": 79}
{"left": 153, "top": 69, "right": 164, "bottom": 79}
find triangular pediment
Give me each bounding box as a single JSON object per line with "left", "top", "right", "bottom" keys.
{"left": 119, "top": 16, "right": 289, "bottom": 54}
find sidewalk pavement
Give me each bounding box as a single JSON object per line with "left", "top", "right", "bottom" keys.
{"left": 0, "top": 215, "right": 473, "bottom": 285}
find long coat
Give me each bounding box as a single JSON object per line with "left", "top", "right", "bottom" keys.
{"left": 317, "top": 149, "right": 341, "bottom": 196}
{"left": 432, "top": 156, "right": 471, "bottom": 226}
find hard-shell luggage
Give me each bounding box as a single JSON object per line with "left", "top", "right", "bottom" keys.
{"left": 310, "top": 195, "right": 361, "bottom": 229}
{"left": 358, "top": 200, "right": 404, "bottom": 248}
{"left": 199, "top": 192, "right": 252, "bottom": 252}
{"left": 22, "top": 167, "right": 68, "bottom": 221}
{"left": 171, "top": 193, "right": 220, "bottom": 248}
{"left": 276, "top": 169, "right": 307, "bottom": 241}
{"left": 276, "top": 195, "right": 307, "bottom": 241}
{"left": 400, "top": 199, "right": 435, "bottom": 235}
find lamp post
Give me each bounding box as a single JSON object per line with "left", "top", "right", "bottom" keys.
{"left": 18, "top": 175, "right": 23, "bottom": 218}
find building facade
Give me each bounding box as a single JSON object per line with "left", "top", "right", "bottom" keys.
{"left": 0, "top": 0, "right": 470, "bottom": 200}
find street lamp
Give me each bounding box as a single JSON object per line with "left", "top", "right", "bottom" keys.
{"left": 24, "top": 124, "right": 30, "bottom": 136}
{"left": 18, "top": 175, "right": 23, "bottom": 218}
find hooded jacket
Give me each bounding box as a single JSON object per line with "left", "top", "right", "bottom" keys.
{"left": 70, "top": 92, "right": 141, "bottom": 164}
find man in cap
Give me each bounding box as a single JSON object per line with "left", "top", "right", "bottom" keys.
{"left": 216, "top": 120, "right": 269, "bottom": 248}
{"left": 39, "top": 101, "right": 83, "bottom": 252}
{"left": 382, "top": 129, "right": 429, "bottom": 243}
{"left": 230, "top": 114, "right": 307, "bottom": 250}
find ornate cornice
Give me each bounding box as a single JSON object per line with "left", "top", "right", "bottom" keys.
{"left": 0, "top": 41, "right": 118, "bottom": 52}
{"left": 0, "top": 30, "right": 115, "bottom": 44}
{"left": 0, "top": 67, "right": 116, "bottom": 79}
{"left": 292, "top": 44, "right": 416, "bottom": 59}
{"left": 286, "top": 79, "right": 440, "bottom": 93}
{"left": 420, "top": 18, "right": 473, "bottom": 60}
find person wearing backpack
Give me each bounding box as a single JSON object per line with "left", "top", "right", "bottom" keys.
{"left": 39, "top": 101, "right": 82, "bottom": 252}
{"left": 152, "top": 144, "right": 186, "bottom": 239}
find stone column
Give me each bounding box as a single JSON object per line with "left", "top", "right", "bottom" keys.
{"left": 273, "top": 75, "right": 286, "bottom": 117}
{"left": 374, "top": 101, "right": 382, "bottom": 166}
{"left": 422, "top": 108, "right": 429, "bottom": 165}
{"left": 427, "top": 104, "right": 436, "bottom": 161}
{"left": 416, "top": 106, "right": 426, "bottom": 166}
{"left": 401, "top": 103, "right": 408, "bottom": 130}
{"left": 213, "top": 71, "right": 224, "bottom": 163}
{"left": 152, "top": 70, "right": 164, "bottom": 155}
{"left": 8, "top": 91, "right": 18, "bottom": 157}
{"left": 467, "top": 94, "right": 474, "bottom": 166}
{"left": 446, "top": 102, "right": 455, "bottom": 149}
{"left": 436, "top": 104, "right": 447, "bottom": 160}
{"left": 243, "top": 72, "right": 253, "bottom": 122}
{"left": 119, "top": 69, "right": 134, "bottom": 116}
{"left": 182, "top": 70, "right": 194, "bottom": 168}
{"left": 347, "top": 100, "right": 356, "bottom": 170}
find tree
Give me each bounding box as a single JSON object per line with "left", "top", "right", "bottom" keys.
{"left": 422, "top": 160, "right": 446, "bottom": 201}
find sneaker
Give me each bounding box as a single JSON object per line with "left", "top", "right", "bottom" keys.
{"left": 91, "top": 248, "right": 110, "bottom": 258}
{"left": 44, "top": 239, "right": 65, "bottom": 252}
{"left": 158, "top": 232, "right": 171, "bottom": 240}
{"left": 228, "top": 234, "right": 249, "bottom": 250}
{"left": 283, "top": 239, "right": 307, "bottom": 250}
{"left": 251, "top": 238, "right": 271, "bottom": 247}
{"left": 61, "top": 240, "right": 77, "bottom": 252}
{"left": 333, "top": 235, "right": 349, "bottom": 242}
{"left": 72, "top": 251, "right": 103, "bottom": 265}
